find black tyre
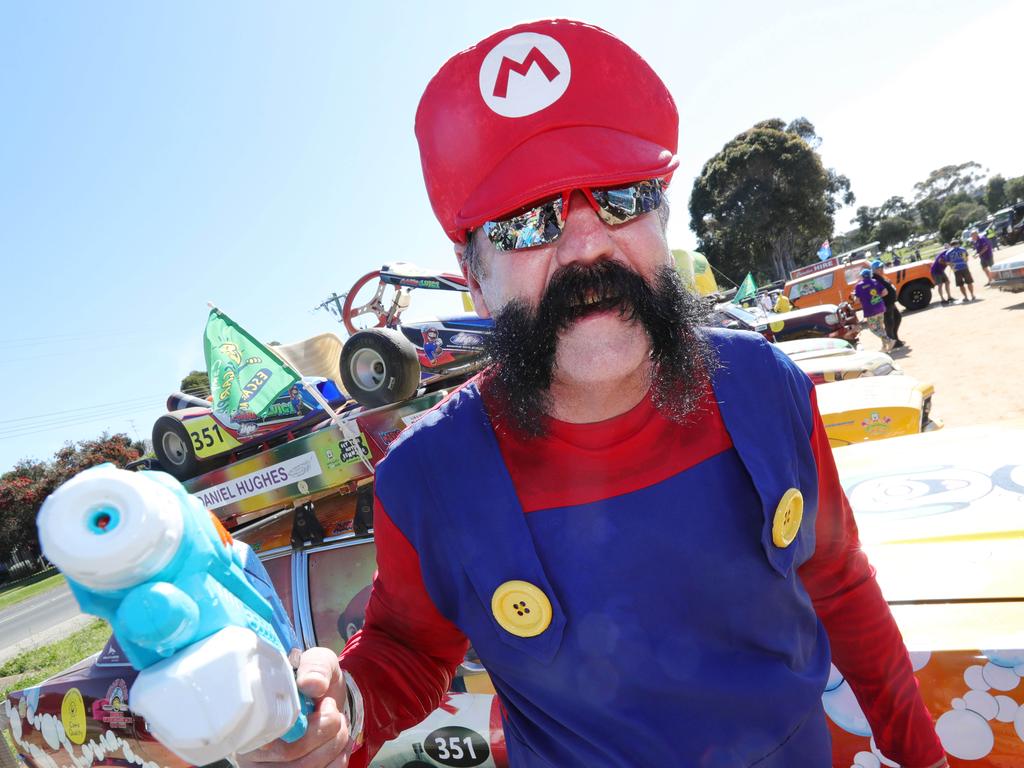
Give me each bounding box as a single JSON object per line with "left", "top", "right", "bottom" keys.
{"left": 898, "top": 280, "right": 932, "bottom": 311}
{"left": 341, "top": 329, "right": 421, "bottom": 408}
{"left": 152, "top": 415, "right": 201, "bottom": 481}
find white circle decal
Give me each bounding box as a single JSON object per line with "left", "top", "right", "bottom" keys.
{"left": 479, "top": 32, "right": 571, "bottom": 118}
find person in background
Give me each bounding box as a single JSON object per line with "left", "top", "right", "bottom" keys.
{"left": 246, "top": 19, "right": 947, "bottom": 768}
{"left": 987, "top": 224, "right": 1000, "bottom": 249}
{"left": 854, "top": 267, "right": 896, "bottom": 351}
{"left": 945, "top": 241, "right": 976, "bottom": 302}
{"left": 871, "top": 260, "right": 904, "bottom": 348}
{"left": 930, "top": 248, "right": 953, "bottom": 305}
{"left": 970, "top": 229, "right": 995, "bottom": 285}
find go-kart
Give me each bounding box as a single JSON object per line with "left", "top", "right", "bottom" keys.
{"left": 152, "top": 265, "right": 492, "bottom": 481}
{"left": 776, "top": 339, "right": 900, "bottom": 385}
{"left": 152, "top": 373, "right": 355, "bottom": 482}
{"left": 338, "top": 262, "right": 492, "bottom": 407}
{"left": 708, "top": 301, "right": 860, "bottom": 344}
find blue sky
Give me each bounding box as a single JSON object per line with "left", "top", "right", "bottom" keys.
{"left": 2, "top": 0, "right": 1021, "bottom": 472}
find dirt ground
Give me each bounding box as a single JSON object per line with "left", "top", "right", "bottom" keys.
{"left": 855, "top": 242, "right": 1024, "bottom": 428}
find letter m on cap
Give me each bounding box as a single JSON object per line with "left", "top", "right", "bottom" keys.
{"left": 492, "top": 47, "right": 561, "bottom": 98}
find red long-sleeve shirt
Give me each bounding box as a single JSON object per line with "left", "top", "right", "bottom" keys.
{"left": 339, "top": 387, "right": 944, "bottom": 767}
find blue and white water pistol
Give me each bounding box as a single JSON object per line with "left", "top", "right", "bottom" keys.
{"left": 37, "top": 464, "right": 310, "bottom": 765}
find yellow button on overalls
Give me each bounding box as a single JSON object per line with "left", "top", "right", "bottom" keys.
{"left": 772, "top": 488, "right": 803, "bottom": 548}
{"left": 491, "top": 580, "right": 552, "bottom": 637}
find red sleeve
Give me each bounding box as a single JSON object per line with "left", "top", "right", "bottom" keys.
{"left": 338, "top": 498, "right": 470, "bottom": 767}
{"left": 798, "top": 389, "right": 945, "bottom": 768}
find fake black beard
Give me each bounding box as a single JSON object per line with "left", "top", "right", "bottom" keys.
{"left": 482, "top": 261, "right": 718, "bottom": 437}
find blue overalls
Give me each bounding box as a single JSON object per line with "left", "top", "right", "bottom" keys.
{"left": 377, "top": 330, "right": 832, "bottom": 767}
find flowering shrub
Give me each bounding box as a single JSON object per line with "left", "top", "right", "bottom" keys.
{"left": 0, "top": 434, "right": 141, "bottom": 566}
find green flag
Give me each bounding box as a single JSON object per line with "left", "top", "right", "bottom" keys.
{"left": 732, "top": 272, "right": 757, "bottom": 304}
{"left": 204, "top": 308, "right": 300, "bottom": 425}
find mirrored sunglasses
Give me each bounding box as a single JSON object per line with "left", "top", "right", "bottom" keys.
{"left": 481, "top": 179, "right": 666, "bottom": 252}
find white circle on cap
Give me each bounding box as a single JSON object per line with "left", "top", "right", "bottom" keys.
{"left": 479, "top": 32, "right": 571, "bottom": 118}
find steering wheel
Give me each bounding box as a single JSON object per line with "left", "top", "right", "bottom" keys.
{"left": 341, "top": 270, "right": 400, "bottom": 335}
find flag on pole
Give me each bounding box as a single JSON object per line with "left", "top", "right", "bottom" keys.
{"left": 204, "top": 308, "right": 301, "bottom": 425}
{"left": 817, "top": 240, "right": 832, "bottom": 261}
{"left": 732, "top": 272, "right": 757, "bottom": 304}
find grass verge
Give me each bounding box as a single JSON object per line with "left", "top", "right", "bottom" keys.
{"left": 0, "top": 572, "right": 65, "bottom": 612}
{"left": 1, "top": 619, "right": 110, "bottom": 700}
{"left": 3, "top": 731, "right": 16, "bottom": 764}
{"left": 2, "top": 729, "right": 17, "bottom": 764}
{"left": 892, "top": 242, "right": 943, "bottom": 263}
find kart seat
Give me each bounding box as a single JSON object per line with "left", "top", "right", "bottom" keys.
{"left": 274, "top": 333, "right": 346, "bottom": 391}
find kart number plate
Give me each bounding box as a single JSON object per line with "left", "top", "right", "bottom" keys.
{"left": 185, "top": 415, "right": 242, "bottom": 458}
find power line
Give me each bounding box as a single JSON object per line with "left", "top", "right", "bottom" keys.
{"left": 0, "top": 400, "right": 165, "bottom": 435}
{"left": 708, "top": 263, "right": 741, "bottom": 289}
{"left": 0, "top": 395, "right": 212, "bottom": 437}
{"left": 0, "top": 403, "right": 164, "bottom": 442}
{"left": 0, "top": 386, "right": 211, "bottom": 428}
{"left": 0, "top": 378, "right": 214, "bottom": 443}
{"left": 7, "top": 339, "right": 147, "bottom": 365}
{"left": 0, "top": 333, "right": 149, "bottom": 352}
{"left": 0, "top": 395, "right": 162, "bottom": 426}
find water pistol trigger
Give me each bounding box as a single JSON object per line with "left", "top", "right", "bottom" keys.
{"left": 280, "top": 692, "right": 314, "bottom": 743}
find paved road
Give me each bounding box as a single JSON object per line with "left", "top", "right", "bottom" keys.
{"left": 0, "top": 585, "right": 91, "bottom": 664}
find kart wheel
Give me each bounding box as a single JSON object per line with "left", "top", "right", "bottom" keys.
{"left": 341, "top": 329, "right": 421, "bottom": 408}
{"left": 152, "top": 415, "right": 201, "bottom": 481}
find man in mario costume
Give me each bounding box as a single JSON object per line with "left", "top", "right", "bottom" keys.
{"left": 243, "top": 19, "right": 948, "bottom": 768}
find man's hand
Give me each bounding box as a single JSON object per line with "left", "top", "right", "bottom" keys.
{"left": 239, "top": 647, "right": 353, "bottom": 768}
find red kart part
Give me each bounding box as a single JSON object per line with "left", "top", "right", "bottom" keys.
{"left": 342, "top": 270, "right": 391, "bottom": 335}
{"left": 341, "top": 265, "right": 470, "bottom": 335}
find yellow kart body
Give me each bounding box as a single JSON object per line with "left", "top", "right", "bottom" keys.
{"left": 815, "top": 375, "right": 940, "bottom": 447}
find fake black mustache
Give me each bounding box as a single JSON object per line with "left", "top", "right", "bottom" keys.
{"left": 483, "top": 260, "right": 715, "bottom": 437}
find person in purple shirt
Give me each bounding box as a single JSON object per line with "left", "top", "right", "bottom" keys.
{"left": 871, "top": 260, "right": 904, "bottom": 348}
{"left": 854, "top": 267, "right": 895, "bottom": 351}
{"left": 970, "top": 229, "right": 995, "bottom": 285}
{"left": 930, "top": 250, "right": 953, "bottom": 305}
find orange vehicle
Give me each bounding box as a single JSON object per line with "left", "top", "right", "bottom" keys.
{"left": 784, "top": 258, "right": 936, "bottom": 312}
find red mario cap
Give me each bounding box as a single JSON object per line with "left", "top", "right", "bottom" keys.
{"left": 416, "top": 19, "right": 679, "bottom": 243}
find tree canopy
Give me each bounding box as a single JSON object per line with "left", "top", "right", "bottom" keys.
{"left": 873, "top": 217, "right": 916, "bottom": 250}
{"left": 939, "top": 202, "right": 988, "bottom": 243}
{"left": 915, "top": 197, "right": 943, "bottom": 231}
{"left": 0, "top": 433, "right": 141, "bottom": 561}
{"left": 985, "top": 176, "right": 1007, "bottom": 212}
{"left": 852, "top": 197, "right": 915, "bottom": 245}
{"left": 904, "top": 162, "right": 988, "bottom": 235}
{"left": 913, "top": 162, "right": 985, "bottom": 202}
{"left": 180, "top": 370, "right": 210, "bottom": 398}
{"left": 1007, "top": 177, "right": 1024, "bottom": 206}
{"left": 843, "top": 162, "right": 1022, "bottom": 251}
{"left": 689, "top": 118, "right": 853, "bottom": 283}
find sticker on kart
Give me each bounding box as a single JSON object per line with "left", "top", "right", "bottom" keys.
{"left": 181, "top": 414, "right": 242, "bottom": 458}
